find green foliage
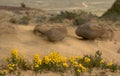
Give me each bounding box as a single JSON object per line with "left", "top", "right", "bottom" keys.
{"left": 35, "top": 16, "right": 47, "bottom": 23}
{"left": 9, "top": 18, "right": 17, "bottom": 24}
{"left": 21, "top": 2, "right": 26, "bottom": 8}
{"left": 73, "top": 18, "right": 88, "bottom": 26}
{"left": 18, "top": 16, "right": 30, "bottom": 25}
{"left": 49, "top": 10, "right": 98, "bottom": 25}
{"left": 6, "top": 50, "right": 31, "bottom": 73}
{"left": 9, "top": 16, "right": 30, "bottom": 25}
{"left": 73, "top": 12, "right": 98, "bottom": 26}
{"left": 49, "top": 11, "right": 78, "bottom": 23}
{"left": 0, "top": 50, "right": 120, "bottom": 76}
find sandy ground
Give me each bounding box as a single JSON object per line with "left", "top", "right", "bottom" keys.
{"left": 0, "top": 24, "right": 120, "bottom": 76}
{"left": 0, "top": 24, "right": 120, "bottom": 62}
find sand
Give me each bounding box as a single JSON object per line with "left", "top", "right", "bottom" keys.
{"left": 0, "top": 8, "right": 120, "bottom": 75}
{"left": 0, "top": 24, "right": 120, "bottom": 63}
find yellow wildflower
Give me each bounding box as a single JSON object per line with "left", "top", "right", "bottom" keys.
{"left": 34, "top": 64, "right": 39, "bottom": 68}
{"left": 61, "top": 57, "right": 67, "bottom": 63}
{"left": 100, "top": 59, "right": 104, "bottom": 64}
{"left": 77, "top": 64, "right": 87, "bottom": 72}
{"left": 11, "top": 49, "right": 18, "bottom": 58}
{"left": 49, "top": 52, "right": 61, "bottom": 63}
{"left": 81, "top": 66, "right": 87, "bottom": 72}
{"left": 77, "top": 69, "right": 81, "bottom": 73}
{"left": 8, "top": 64, "right": 15, "bottom": 67}
{"left": 1, "top": 70, "right": 7, "bottom": 74}
{"left": 68, "top": 56, "right": 74, "bottom": 63}
{"left": 8, "top": 67, "right": 14, "bottom": 71}
{"left": 78, "top": 64, "right": 83, "bottom": 68}
{"left": 43, "top": 56, "right": 51, "bottom": 64}
{"left": 107, "top": 62, "right": 113, "bottom": 66}
{"left": 75, "top": 56, "right": 81, "bottom": 59}
{"left": 5, "top": 57, "right": 10, "bottom": 62}
{"left": 63, "top": 62, "right": 69, "bottom": 68}
{"left": 33, "top": 54, "right": 42, "bottom": 65}
{"left": 73, "top": 61, "right": 79, "bottom": 67}
{"left": 84, "top": 57, "right": 91, "bottom": 63}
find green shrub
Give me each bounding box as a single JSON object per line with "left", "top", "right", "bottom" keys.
{"left": 35, "top": 16, "right": 47, "bottom": 23}
{"left": 73, "top": 18, "right": 89, "bottom": 26}
{"left": 73, "top": 12, "right": 98, "bottom": 26}
{"left": 9, "top": 16, "right": 30, "bottom": 25}
{"left": 9, "top": 18, "right": 17, "bottom": 24}
{"left": 21, "top": 2, "right": 26, "bottom": 8}
{"left": 18, "top": 16, "right": 30, "bottom": 25}
{"left": 0, "top": 50, "right": 120, "bottom": 75}
{"left": 49, "top": 11, "right": 78, "bottom": 23}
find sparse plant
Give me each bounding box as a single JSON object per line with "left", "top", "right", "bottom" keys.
{"left": 6, "top": 50, "right": 30, "bottom": 73}
{"left": 0, "top": 69, "right": 8, "bottom": 76}
{"left": 0, "top": 50, "right": 119, "bottom": 76}
{"left": 33, "top": 54, "right": 42, "bottom": 73}
{"left": 9, "top": 18, "right": 17, "bottom": 24}
{"left": 21, "top": 2, "right": 26, "bottom": 8}
{"left": 9, "top": 16, "right": 30, "bottom": 25}
{"left": 49, "top": 11, "right": 79, "bottom": 23}
{"left": 35, "top": 16, "right": 47, "bottom": 23}
{"left": 73, "top": 11, "right": 98, "bottom": 26}
{"left": 18, "top": 16, "right": 30, "bottom": 25}
{"left": 41, "top": 52, "right": 68, "bottom": 72}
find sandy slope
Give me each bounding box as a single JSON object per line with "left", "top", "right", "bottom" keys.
{"left": 0, "top": 24, "right": 120, "bottom": 64}
{"left": 0, "top": 24, "right": 120, "bottom": 76}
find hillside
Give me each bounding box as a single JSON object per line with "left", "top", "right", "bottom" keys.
{"left": 0, "top": 9, "right": 120, "bottom": 76}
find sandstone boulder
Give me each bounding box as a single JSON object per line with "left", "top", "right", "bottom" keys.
{"left": 75, "top": 21, "right": 106, "bottom": 39}
{"left": 46, "top": 26, "right": 67, "bottom": 42}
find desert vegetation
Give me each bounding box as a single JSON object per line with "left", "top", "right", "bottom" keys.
{"left": 0, "top": 0, "right": 120, "bottom": 76}
{"left": 0, "top": 50, "right": 120, "bottom": 76}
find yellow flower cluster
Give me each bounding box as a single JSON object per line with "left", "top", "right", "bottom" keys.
{"left": 75, "top": 56, "right": 81, "bottom": 59}
{"left": 7, "top": 64, "right": 16, "bottom": 71}
{"left": 74, "top": 63, "right": 87, "bottom": 72}
{"left": 84, "top": 57, "right": 91, "bottom": 63}
{"left": 1, "top": 69, "right": 7, "bottom": 75}
{"left": 43, "top": 56, "right": 51, "bottom": 64}
{"left": 63, "top": 62, "right": 69, "bottom": 68}
{"left": 33, "top": 54, "right": 42, "bottom": 68}
{"left": 6, "top": 50, "right": 22, "bottom": 66}
{"left": 107, "top": 62, "right": 113, "bottom": 66}
{"left": 1, "top": 50, "right": 119, "bottom": 75}
{"left": 11, "top": 50, "right": 18, "bottom": 58}
{"left": 100, "top": 59, "right": 104, "bottom": 64}
{"left": 68, "top": 56, "right": 74, "bottom": 63}
{"left": 43, "top": 52, "right": 67, "bottom": 65}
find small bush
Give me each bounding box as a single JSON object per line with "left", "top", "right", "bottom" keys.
{"left": 49, "top": 11, "right": 78, "bottom": 23}
{"left": 9, "top": 16, "right": 30, "bottom": 25}
{"left": 73, "top": 18, "right": 89, "bottom": 26}
{"left": 73, "top": 12, "right": 98, "bottom": 26}
{"left": 18, "top": 16, "right": 30, "bottom": 25}
{"left": 35, "top": 16, "right": 47, "bottom": 23}
{"left": 9, "top": 18, "right": 17, "bottom": 24}
{"left": 21, "top": 2, "right": 26, "bottom": 8}
{"left": 0, "top": 50, "right": 120, "bottom": 76}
